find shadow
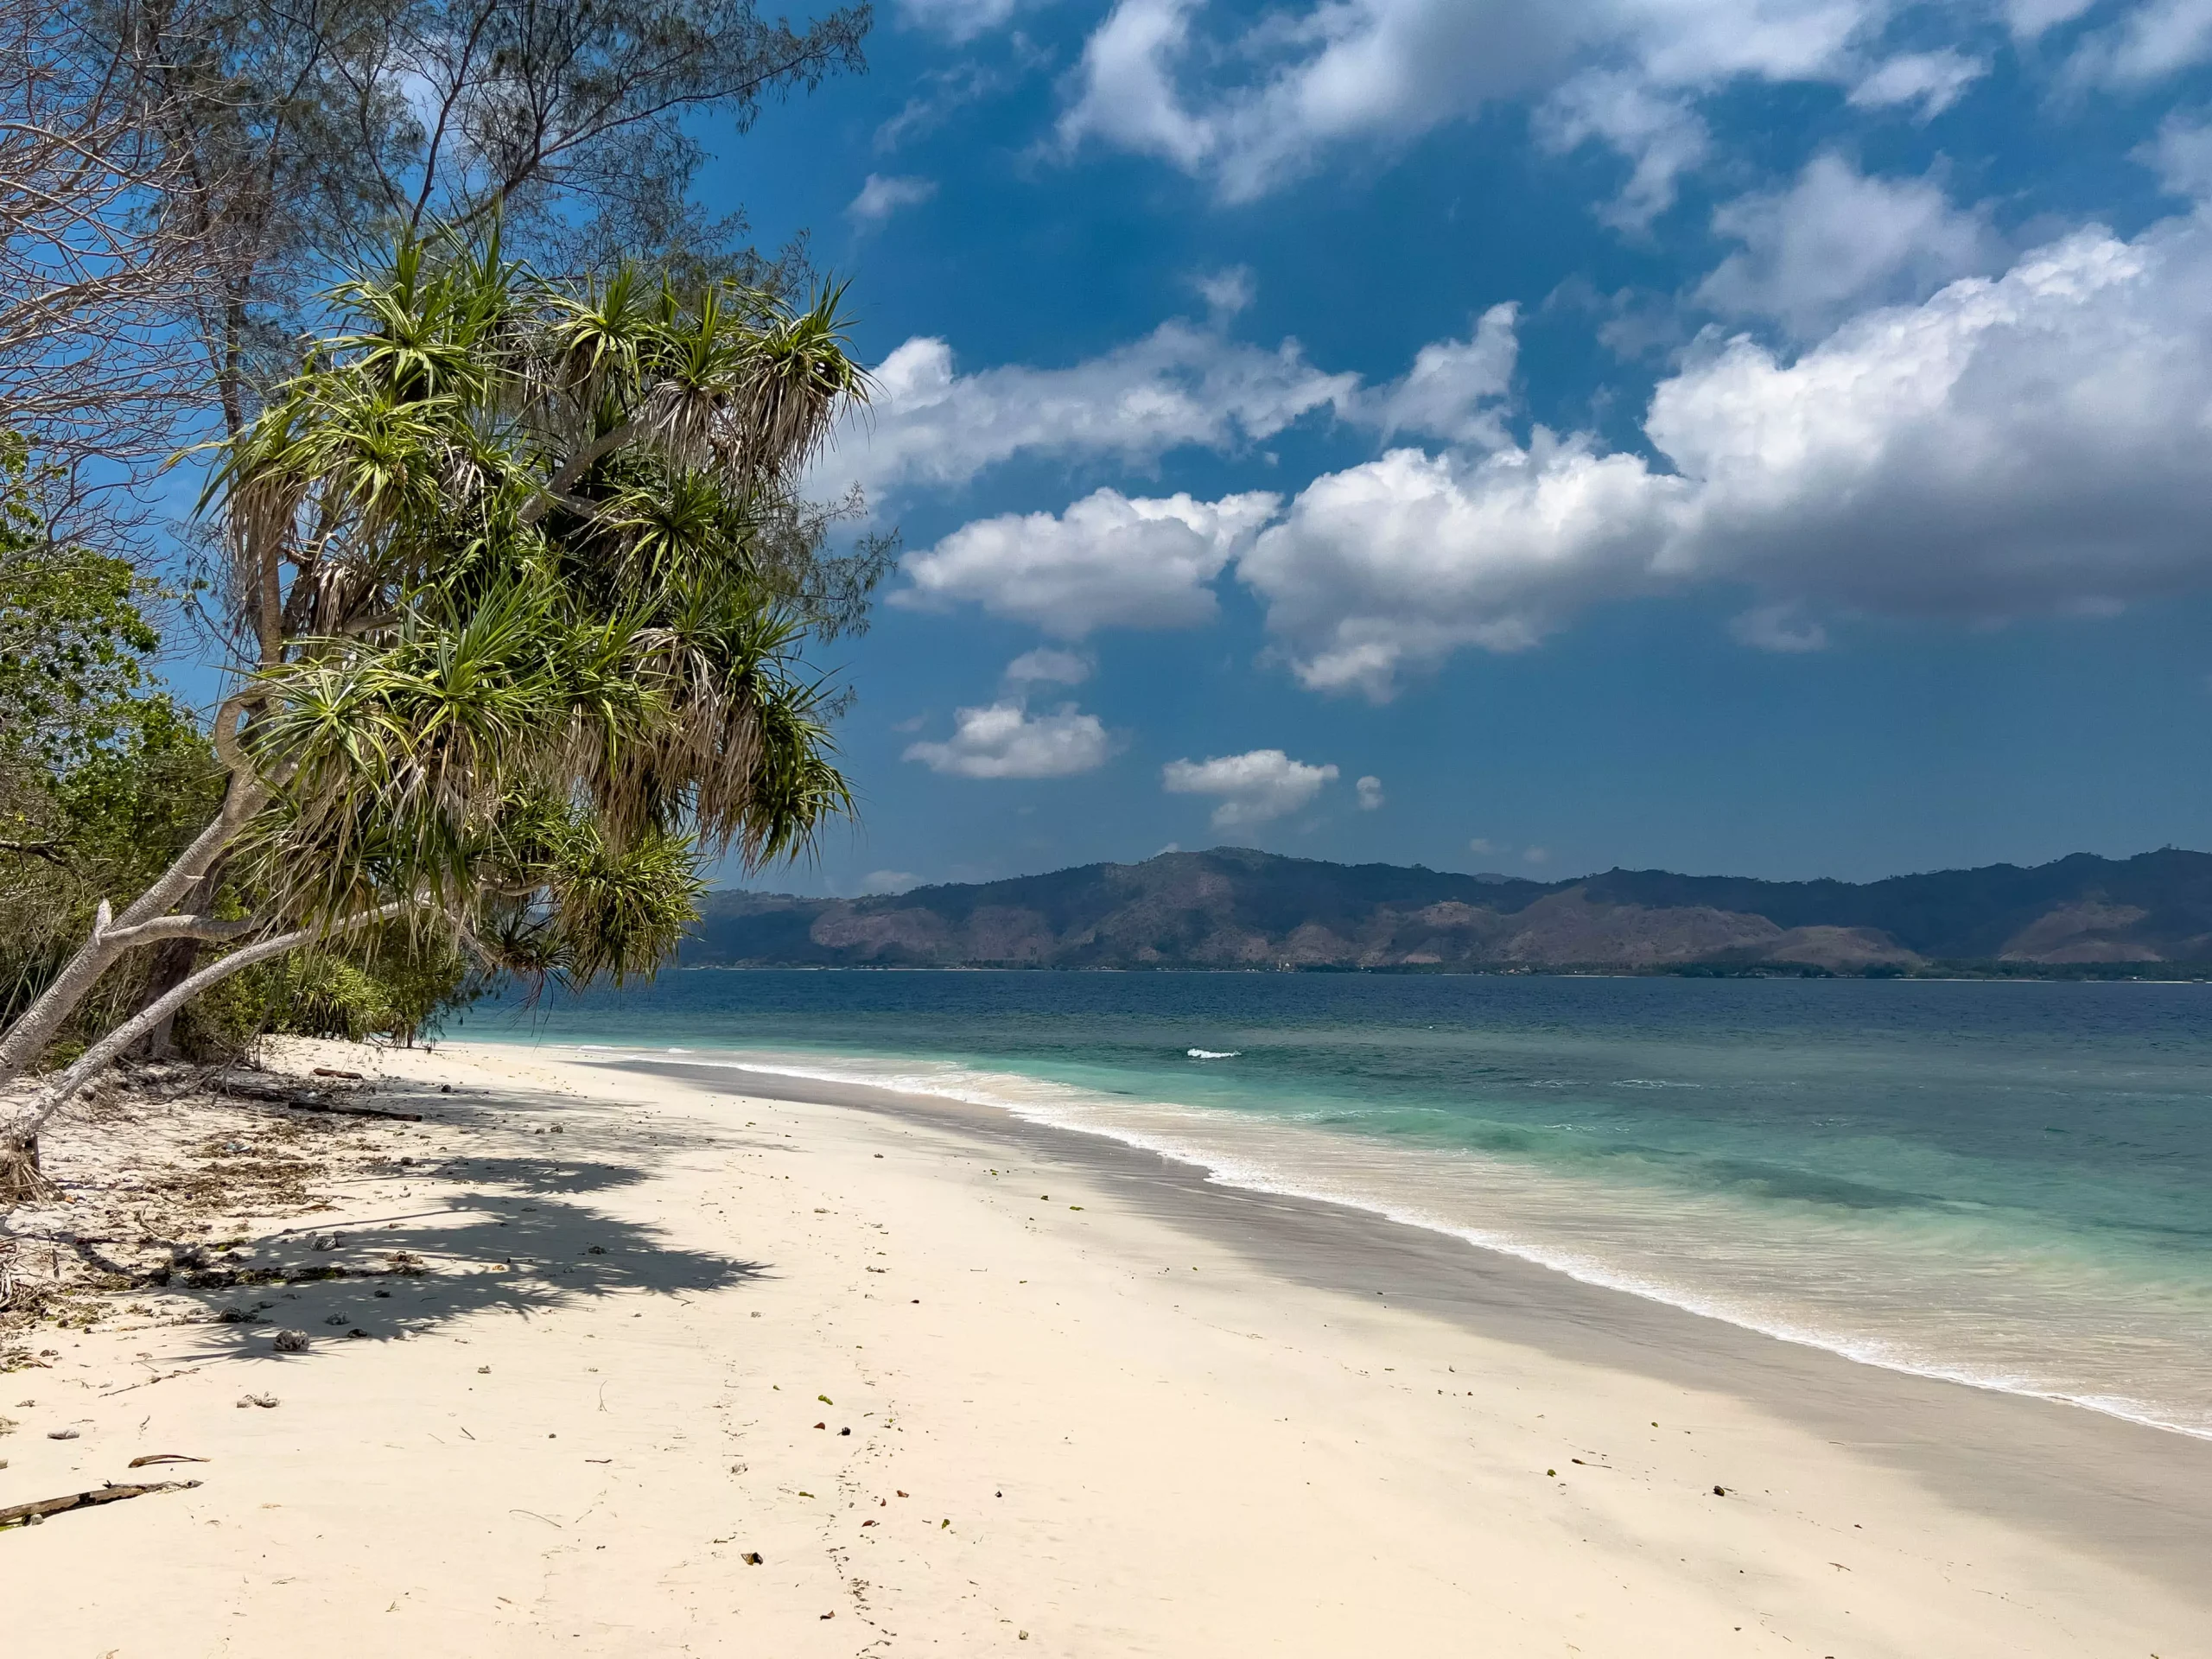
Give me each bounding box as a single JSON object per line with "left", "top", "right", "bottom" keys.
{"left": 143, "top": 1071, "right": 776, "bottom": 1366}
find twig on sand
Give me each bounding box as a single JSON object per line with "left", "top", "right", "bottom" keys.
{"left": 0, "top": 1478, "right": 202, "bottom": 1530}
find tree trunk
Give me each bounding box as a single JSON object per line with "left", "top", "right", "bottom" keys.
{"left": 131, "top": 870, "right": 219, "bottom": 1058}
{"left": 0, "top": 902, "right": 404, "bottom": 1201}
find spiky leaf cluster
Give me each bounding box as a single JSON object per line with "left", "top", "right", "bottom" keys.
{"left": 207, "top": 232, "right": 866, "bottom": 980}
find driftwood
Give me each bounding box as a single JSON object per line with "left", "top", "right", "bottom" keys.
{"left": 214, "top": 1074, "right": 421, "bottom": 1122}
{"left": 0, "top": 1478, "right": 201, "bottom": 1529}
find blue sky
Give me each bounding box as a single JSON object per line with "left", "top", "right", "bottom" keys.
{"left": 685, "top": 0, "right": 2212, "bottom": 892}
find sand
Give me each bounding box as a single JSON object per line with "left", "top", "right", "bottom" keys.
{"left": 3, "top": 1036, "right": 2207, "bottom": 1657}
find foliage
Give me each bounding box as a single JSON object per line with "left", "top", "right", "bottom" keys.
{"left": 0, "top": 438, "right": 165, "bottom": 769}
{"left": 1, "top": 226, "right": 873, "bottom": 1154}
{"left": 1, "top": 438, "right": 226, "bottom": 1046}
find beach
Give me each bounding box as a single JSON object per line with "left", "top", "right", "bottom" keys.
{"left": 3, "top": 1037, "right": 2208, "bottom": 1657}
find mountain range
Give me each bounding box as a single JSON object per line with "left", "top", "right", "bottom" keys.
{"left": 680, "top": 848, "right": 2212, "bottom": 975}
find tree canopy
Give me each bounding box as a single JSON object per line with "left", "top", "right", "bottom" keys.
{"left": 0, "top": 232, "right": 877, "bottom": 1191}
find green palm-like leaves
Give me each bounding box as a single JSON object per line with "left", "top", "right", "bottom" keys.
{"left": 204, "top": 229, "right": 868, "bottom": 986}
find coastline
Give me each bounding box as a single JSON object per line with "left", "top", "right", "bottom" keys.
{"left": 5, "top": 1038, "right": 2206, "bottom": 1656}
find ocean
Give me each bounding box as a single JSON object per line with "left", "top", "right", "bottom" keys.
{"left": 461, "top": 970, "right": 2212, "bottom": 1439}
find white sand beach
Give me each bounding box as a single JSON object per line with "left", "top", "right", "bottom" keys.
{"left": 3, "top": 1038, "right": 2207, "bottom": 1657}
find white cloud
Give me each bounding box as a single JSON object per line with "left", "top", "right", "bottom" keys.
{"left": 1697, "top": 156, "right": 2001, "bottom": 336}
{"left": 1233, "top": 211, "right": 2212, "bottom": 696}
{"left": 2137, "top": 112, "right": 2212, "bottom": 199}
{"left": 1355, "top": 774, "right": 1385, "bottom": 810}
{"left": 822, "top": 324, "right": 1357, "bottom": 500}
{"left": 1194, "top": 264, "right": 1256, "bottom": 319}
{"left": 1057, "top": 0, "right": 1904, "bottom": 207}
{"left": 2005, "top": 0, "right": 2095, "bottom": 36}
{"left": 897, "top": 487, "right": 1281, "bottom": 635}
{"left": 1162, "top": 749, "right": 1339, "bottom": 829}
{"left": 1004, "top": 646, "right": 1094, "bottom": 686}
{"left": 905, "top": 702, "right": 1118, "bottom": 779}
{"left": 847, "top": 173, "right": 938, "bottom": 226}
{"left": 1848, "top": 48, "right": 1986, "bottom": 116}
{"left": 1055, "top": 0, "right": 1216, "bottom": 168}
{"left": 893, "top": 0, "right": 1027, "bottom": 41}
{"left": 1370, "top": 303, "right": 1518, "bottom": 445}
{"left": 1522, "top": 846, "right": 1552, "bottom": 865}
{"left": 860, "top": 869, "right": 923, "bottom": 894}
{"left": 1467, "top": 837, "right": 1503, "bottom": 855}
{"left": 1538, "top": 71, "right": 1711, "bottom": 230}
{"left": 2068, "top": 0, "right": 2212, "bottom": 86}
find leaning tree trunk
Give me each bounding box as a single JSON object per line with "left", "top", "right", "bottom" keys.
{"left": 0, "top": 902, "right": 404, "bottom": 1203}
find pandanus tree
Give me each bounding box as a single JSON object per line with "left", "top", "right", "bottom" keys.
{"left": 0, "top": 233, "right": 870, "bottom": 1196}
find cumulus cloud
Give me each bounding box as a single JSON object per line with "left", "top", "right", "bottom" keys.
{"left": 1234, "top": 211, "right": 2212, "bottom": 696}
{"left": 829, "top": 302, "right": 1521, "bottom": 518}
{"left": 1056, "top": 0, "right": 1904, "bottom": 207}
{"left": 1004, "top": 646, "right": 1094, "bottom": 687}
{"left": 1370, "top": 303, "right": 1518, "bottom": 445}
{"left": 905, "top": 702, "right": 1118, "bottom": 779}
{"left": 1697, "top": 156, "right": 2000, "bottom": 336}
{"left": 895, "top": 487, "right": 1281, "bottom": 635}
{"left": 1848, "top": 48, "right": 1986, "bottom": 116}
{"left": 1356, "top": 774, "right": 1385, "bottom": 810}
{"left": 860, "top": 869, "right": 923, "bottom": 894}
{"left": 820, "top": 323, "right": 1357, "bottom": 500}
{"left": 1162, "top": 749, "right": 1339, "bottom": 828}
{"left": 848, "top": 173, "right": 938, "bottom": 226}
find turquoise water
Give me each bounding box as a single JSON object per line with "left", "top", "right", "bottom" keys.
{"left": 463, "top": 972, "right": 2212, "bottom": 1436}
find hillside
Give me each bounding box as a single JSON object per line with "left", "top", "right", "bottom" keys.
{"left": 679, "top": 847, "right": 2212, "bottom": 974}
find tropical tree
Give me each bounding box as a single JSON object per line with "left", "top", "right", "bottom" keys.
{"left": 0, "top": 231, "right": 871, "bottom": 1197}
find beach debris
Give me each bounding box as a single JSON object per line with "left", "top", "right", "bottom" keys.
{"left": 819, "top": 1611, "right": 835, "bottom": 1620}
{"left": 313, "top": 1068, "right": 365, "bottom": 1081}
{"left": 862, "top": 1519, "right": 878, "bottom": 1527}
{"left": 840, "top": 1427, "right": 851, "bottom": 1437}
{"left": 741, "top": 1552, "right": 763, "bottom": 1566}
{"left": 272, "top": 1329, "right": 309, "bottom": 1353}
{"left": 1546, "top": 1469, "right": 1555, "bottom": 1477}
{"left": 323, "top": 1315, "right": 350, "bottom": 1326}
{"left": 127, "top": 1454, "right": 208, "bottom": 1468}
{"left": 818, "top": 1395, "right": 833, "bottom": 1404}
{"left": 0, "top": 1478, "right": 202, "bottom": 1530}
{"left": 46, "top": 1428, "right": 79, "bottom": 1440}
{"left": 896, "top": 1491, "right": 908, "bottom": 1498}
{"left": 479, "top": 1366, "right": 491, "bottom": 1374}
{"left": 1020, "top": 1633, "right": 1029, "bottom": 1642}
{"left": 346, "top": 1327, "right": 371, "bottom": 1338}
{"left": 441, "top": 1084, "right": 452, "bottom": 1094}
{"left": 814, "top": 1422, "right": 827, "bottom": 1430}
{"left": 586, "top": 1245, "right": 606, "bottom": 1255}
{"left": 1713, "top": 1485, "right": 1728, "bottom": 1497}
{"left": 237, "top": 1393, "right": 280, "bottom": 1408}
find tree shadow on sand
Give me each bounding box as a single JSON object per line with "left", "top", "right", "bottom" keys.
{"left": 151, "top": 1069, "right": 778, "bottom": 1366}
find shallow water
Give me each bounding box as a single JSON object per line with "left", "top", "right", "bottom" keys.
{"left": 463, "top": 972, "right": 2212, "bottom": 1437}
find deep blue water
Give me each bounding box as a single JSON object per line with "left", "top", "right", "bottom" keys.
{"left": 463, "top": 972, "right": 2212, "bottom": 1434}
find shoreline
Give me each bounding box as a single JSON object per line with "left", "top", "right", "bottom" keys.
{"left": 6, "top": 1037, "right": 2206, "bottom": 1656}
{"left": 563, "top": 1042, "right": 2212, "bottom": 1445}
{"left": 601, "top": 1052, "right": 2212, "bottom": 1593}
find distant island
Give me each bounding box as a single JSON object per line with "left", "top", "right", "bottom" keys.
{"left": 678, "top": 847, "right": 2212, "bottom": 977}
